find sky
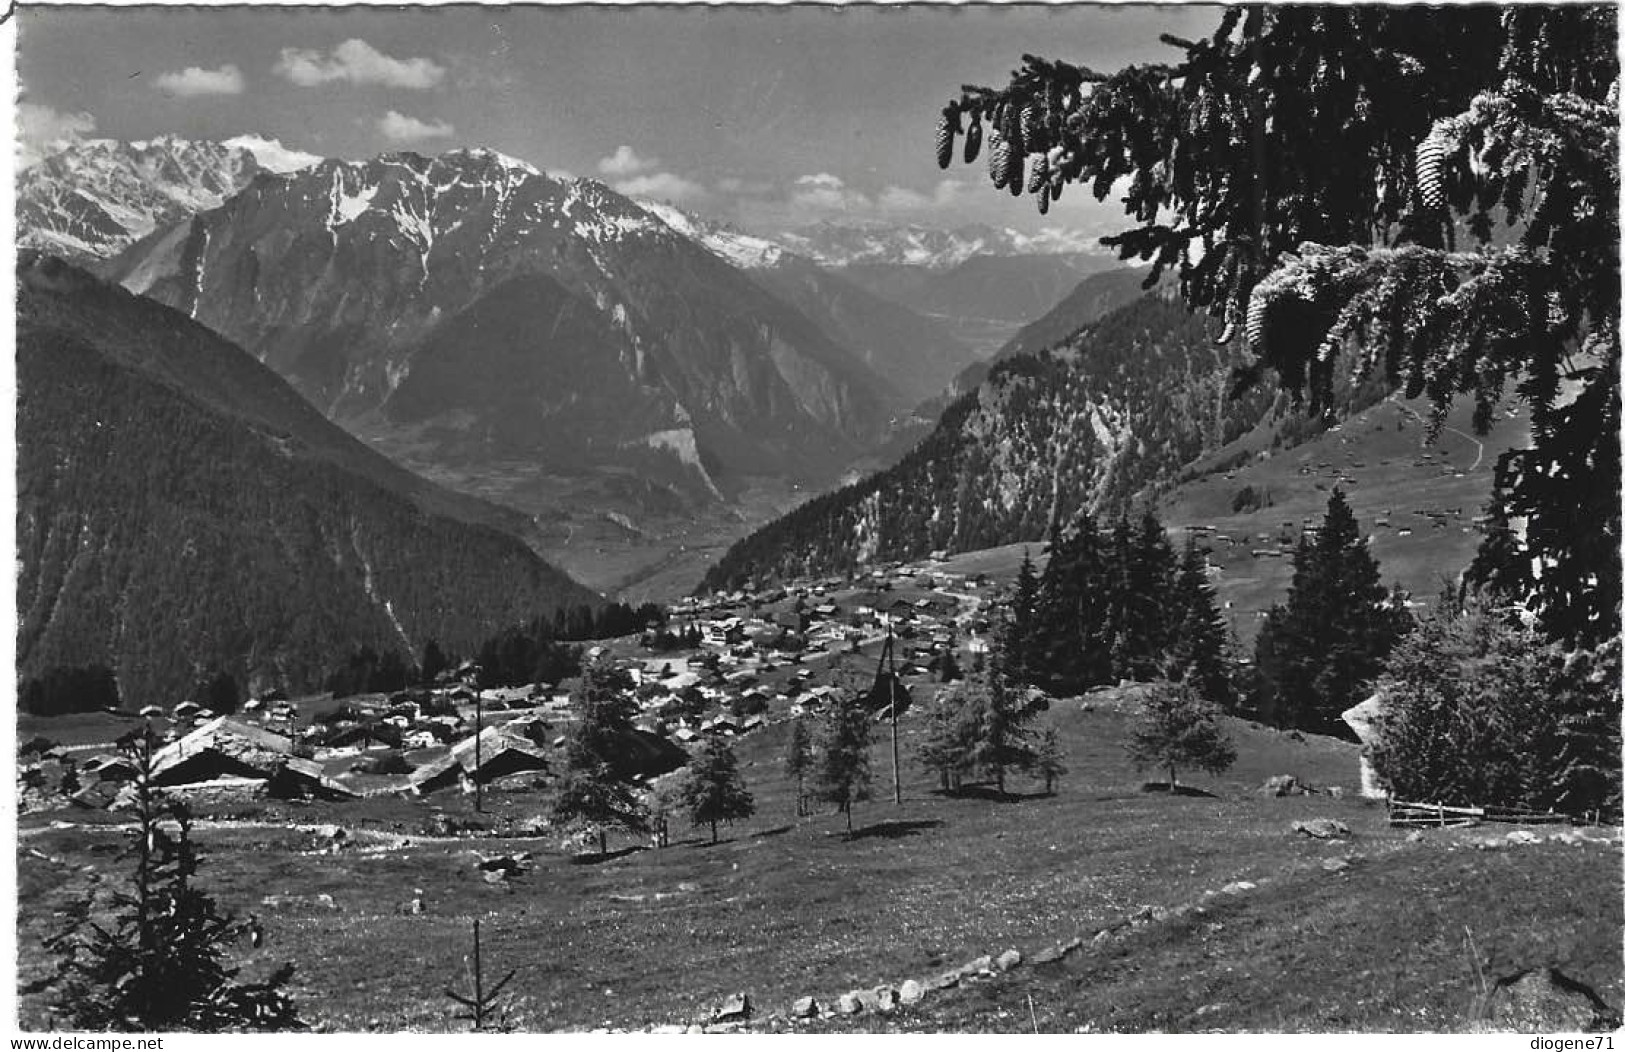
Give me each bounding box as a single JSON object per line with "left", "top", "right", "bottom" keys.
{"left": 16, "top": 3, "right": 1221, "bottom": 239}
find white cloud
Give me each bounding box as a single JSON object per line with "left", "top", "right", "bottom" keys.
{"left": 154, "top": 64, "right": 245, "bottom": 97}
{"left": 276, "top": 38, "right": 445, "bottom": 90}
{"left": 597, "top": 144, "right": 656, "bottom": 178}
{"left": 877, "top": 179, "right": 967, "bottom": 212}
{"left": 790, "top": 172, "right": 872, "bottom": 213}
{"left": 612, "top": 171, "right": 707, "bottom": 204}
{"left": 377, "top": 110, "right": 456, "bottom": 143}
{"left": 17, "top": 103, "right": 97, "bottom": 168}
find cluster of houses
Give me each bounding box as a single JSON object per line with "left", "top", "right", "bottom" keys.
{"left": 19, "top": 562, "right": 996, "bottom": 817}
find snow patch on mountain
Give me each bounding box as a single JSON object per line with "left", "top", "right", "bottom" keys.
{"left": 330, "top": 174, "right": 380, "bottom": 226}
{"left": 637, "top": 200, "right": 786, "bottom": 269}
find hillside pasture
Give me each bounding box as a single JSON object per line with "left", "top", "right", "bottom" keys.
{"left": 18, "top": 687, "right": 1616, "bottom": 1032}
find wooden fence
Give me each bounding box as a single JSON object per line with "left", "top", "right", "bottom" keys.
{"left": 1387, "top": 799, "right": 1596, "bottom": 828}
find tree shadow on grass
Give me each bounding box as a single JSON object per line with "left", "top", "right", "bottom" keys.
{"left": 1139, "top": 782, "right": 1219, "bottom": 798}
{"left": 568, "top": 844, "right": 648, "bottom": 865}
{"left": 930, "top": 784, "right": 1045, "bottom": 804}
{"left": 845, "top": 818, "right": 944, "bottom": 842}
{"left": 751, "top": 824, "right": 794, "bottom": 839}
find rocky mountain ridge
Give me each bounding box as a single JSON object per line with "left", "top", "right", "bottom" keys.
{"left": 18, "top": 134, "right": 319, "bottom": 262}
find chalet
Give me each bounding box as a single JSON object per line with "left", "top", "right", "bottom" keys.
{"left": 147, "top": 717, "right": 349, "bottom": 801}
{"left": 408, "top": 722, "right": 551, "bottom": 795}
{"left": 318, "top": 721, "right": 403, "bottom": 751}
{"left": 701, "top": 713, "right": 741, "bottom": 736}
{"left": 1340, "top": 693, "right": 1388, "bottom": 799}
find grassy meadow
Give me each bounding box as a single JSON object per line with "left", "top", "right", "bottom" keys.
{"left": 17, "top": 686, "right": 1618, "bottom": 1032}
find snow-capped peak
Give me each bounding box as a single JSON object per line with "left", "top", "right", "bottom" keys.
{"left": 18, "top": 133, "right": 329, "bottom": 263}
{"left": 775, "top": 219, "right": 1107, "bottom": 269}
{"left": 444, "top": 146, "right": 541, "bottom": 177}
{"left": 222, "top": 134, "right": 322, "bottom": 174}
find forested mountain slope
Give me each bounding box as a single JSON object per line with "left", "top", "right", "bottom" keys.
{"left": 17, "top": 255, "right": 599, "bottom": 705}
{"left": 702, "top": 295, "right": 1274, "bottom": 590}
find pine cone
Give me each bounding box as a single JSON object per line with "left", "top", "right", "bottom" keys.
{"left": 1027, "top": 152, "right": 1049, "bottom": 194}
{"left": 1021, "top": 102, "right": 1042, "bottom": 153}
{"left": 1003, "top": 108, "right": 1024, "bottom": 157}
{"left": 1037, "top": 183, "right": 1051, "bottom": 216}
{"left": 1008, "top": 151, "right": 1024, "bottom": 196}
{"left": 935, "top": 111, "right": 956, "bottom": 170}
{"left": 1414, "top": 129, "right": 1449, "bottom": 211}
{"left": 989, "top": 134, "right": 1009, "bottom": 188}
{"left": 963, "top": 118, "right": 983, "bottom": 164}
{"left": 1245, "top": 291, "right": 1268, "bottom": 352}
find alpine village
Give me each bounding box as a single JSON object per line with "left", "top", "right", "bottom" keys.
{"left": 11, "top": 4, "right": 1622, "bottom": 1036}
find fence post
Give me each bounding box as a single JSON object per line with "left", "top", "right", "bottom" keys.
{"left": 1437, "top": 802, "right": 1445, "bottom": 828}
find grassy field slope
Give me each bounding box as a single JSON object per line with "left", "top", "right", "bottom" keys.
{"left": 18, "top": 683, "right": 1617, "bottom": 1032}
{"left": 935, "top": 390, "right": 1531, "bottom": 644}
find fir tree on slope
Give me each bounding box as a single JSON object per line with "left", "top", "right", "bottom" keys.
{"left": 552, "top": 660, "right": 648, "bottom": 856}
{"left": 783, "top": 718, "right": 813, "bottom": 818}
{"left": 678, "top": 735, "right": 754, "bottom": 844}
{"left": 936, "top": 5, "right": 1619, "bottom": 648}
{"left": 1127, "top": 679, "right": 1237, "bottom": 793}
{"left": 1113, "top": 509, "right": 1181, "bottom": 681}
{"left": 1168, "top": 536, "right": 1236, "bottom": 711}
{"left": 816, "top": 691, "right": 874, "bottom": 834}
{"left": 998, "top": 548, "right": 1043, "bottom": 686}
{"left": 30, "top": 726, "right": 302, "bottom": 1031}
{"left": 1251, "top": 488, "right": 1413, "bottom": 736}
{"left": 1032, "top": 513, "right": 1113, "bottom": 694}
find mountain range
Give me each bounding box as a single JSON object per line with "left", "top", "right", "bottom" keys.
{"left": 774, "top": 219, "right": 1107, "bottom": 269}
{"left": 100, "top": 149, "right": 912, "bottom": 511}
{"left": 17, "top": 134, "right": 319, "bottom": 263}
{"left": 18, "top": 134, "right": 1135, "bottom": 603}
{"left": 637, "top": 201, "right": 981, "bottom": 404}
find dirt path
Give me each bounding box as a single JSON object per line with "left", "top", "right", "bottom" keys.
{"left": 1388, "top": 394, "right": 1485, "bottom": 472}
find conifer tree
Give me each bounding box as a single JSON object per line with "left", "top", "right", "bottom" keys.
{"left": 816, "top": 691, "right": 873, "bottom": 834}
{"left": 1463, "top": 495, "right": 1527, "bottom": 603}
{"left": 552, "top": 659, "right": 648, "bottom": 855}
{"left": 1252, "top": 489, "right": 1412, "bottom": 734}
{"left": 1033, "top": 726, "right": 1068, "bottom": 794}
{"left": 31, "top": 725, "right": 302, "bottom": 1031}
{"left": 1035, "top": 513, "right": 1112, "bottom": 693}
{"left": 783, "top": 718, "right": 813, "bottom": 817}
{"left": 914, "top": 685, "right": 979, "bottom": 794}
{"left": 1373, "top": 600, "right": 1621, "bottom": 819}
{"left": 1118, "top": 508, "right": 1179, "bottom": 680}
{"left": 1000, "top": 549, "right": 1043, "bottom": 685}
{"left": 679, "top": 735, "right": 754, "bottom": 844}
{"left": 1127, "top": 679, "right": 1237, "bottom": 792}
{"left": 968, "top": 662, "right": 1032, "bottom": 795}
{"left": 420, "top": 639, "right": 449, "bottom": 687}
{"left": 938, "top": 6, "right": 1620, "bottom": 648}
{"left": 1169, "top": 537, "right": 1236, "bottom": 710}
